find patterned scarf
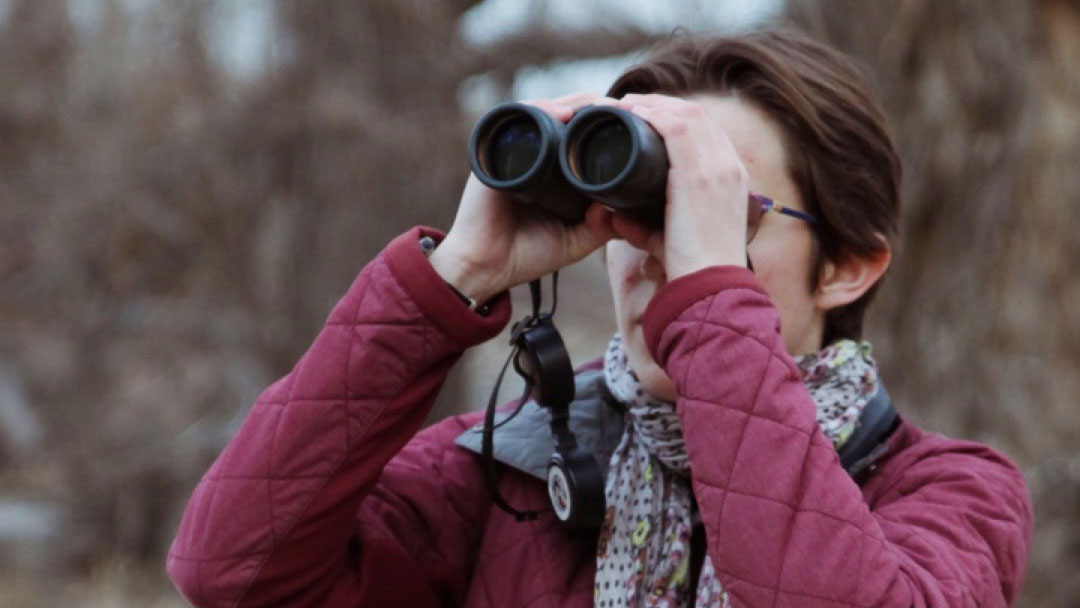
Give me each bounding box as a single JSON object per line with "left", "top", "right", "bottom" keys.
{"left": 595, "top": 334, "right": 879, "bottom": 608}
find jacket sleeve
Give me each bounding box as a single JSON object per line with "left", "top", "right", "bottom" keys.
{"left": 642, "top": 266, "right": 1033, "bottom": 608}
{"left": 167, "top": 227, "right": 510, "bottom": 607}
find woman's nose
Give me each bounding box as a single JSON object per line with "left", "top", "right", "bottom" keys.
{"left": 638, "top": 255, "right": 666, "bottom": 284}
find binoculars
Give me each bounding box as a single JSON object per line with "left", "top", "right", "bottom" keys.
{"left": 469, "top": 102, "right": 669, "bottom": 227}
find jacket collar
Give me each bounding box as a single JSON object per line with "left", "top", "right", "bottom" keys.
{"left": 454, "top": 370, "right": 627, "bottom": 481}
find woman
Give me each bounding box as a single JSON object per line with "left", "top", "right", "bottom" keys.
{"left": 167, "top": 29, "right": 1032, "bottom": 607}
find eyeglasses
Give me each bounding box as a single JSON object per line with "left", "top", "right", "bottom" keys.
{"left": 747, "top": 193, "right": 818, "bottom": 242}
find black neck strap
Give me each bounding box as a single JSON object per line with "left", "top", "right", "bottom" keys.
{"left": 480, "top": 273, "right": 576, "bottom": 522}
{"left": 839, "top": 385, "right": 900, "bottom": 480}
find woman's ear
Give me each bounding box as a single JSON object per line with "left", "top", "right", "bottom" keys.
{"left": 814, "top": 238, "right": 891, "bottom": 311}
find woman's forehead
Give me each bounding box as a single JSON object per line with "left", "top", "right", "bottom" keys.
{"left": 692, "top": 96, "right": 787, "bottom": 167}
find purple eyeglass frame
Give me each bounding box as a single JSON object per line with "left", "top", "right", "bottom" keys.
{"left": 749, "top": 193, "right": 819, "bottom": 227}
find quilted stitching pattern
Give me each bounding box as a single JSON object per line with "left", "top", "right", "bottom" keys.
{"left": 167, "top": 228, "right": 511, "bottom": 607}
{"left": 168, "top": 237, "right": 1031, "bottom": 608}
{"left": 644, "top": 267, "right": 1032, "bottom": 607}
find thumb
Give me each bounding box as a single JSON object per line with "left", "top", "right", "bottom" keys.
{"left": 565, "top": 203, "right": 616, "bottom": 259}
{"left": 611, "top": 211, "right": 664, "bottom": 261}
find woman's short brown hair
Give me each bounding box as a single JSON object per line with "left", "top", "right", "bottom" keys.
{"left": 608, "top": 28, "right": 901, "bottom": 345}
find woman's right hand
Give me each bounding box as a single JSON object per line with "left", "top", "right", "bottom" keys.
{"left": 429, "top": 93, "right": 617, "bottom": 304}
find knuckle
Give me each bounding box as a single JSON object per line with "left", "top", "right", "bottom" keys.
{"left": 564, "top": 92, "right": 593, "bottom": 104}
{"left": 714, "top": 159, "right": 746, "bottom": 185}
{"left": 683, "top": 101, "right": 705, "bottom": 118}
{"left": 665, "top": 117, "right": 689, "bottom": 137}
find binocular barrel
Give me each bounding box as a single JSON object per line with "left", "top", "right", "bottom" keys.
{"left": 468, "top": 103, "right": 591, "bottom": 224}
{"left": 469, "top": 103, "right": 669, "bottom": 228}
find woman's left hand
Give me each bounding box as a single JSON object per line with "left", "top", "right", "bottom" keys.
{"left": 609, "top": 93, "right": 750, "bottom": 280}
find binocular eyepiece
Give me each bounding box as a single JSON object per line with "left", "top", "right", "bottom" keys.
{"left": 469, "top": 102, "right": 669, "bottom": 227}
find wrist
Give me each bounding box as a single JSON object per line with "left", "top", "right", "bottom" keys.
{"left": 426, "top": 238, "right": 503, "bottom": 305}
{"left": 667, "top": 245, "right": 747, "bottom": 281}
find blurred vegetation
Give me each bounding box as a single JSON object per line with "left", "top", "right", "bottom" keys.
{"left": 788, "top": 2, "right": 1080, "bottom": 605}
{"left": 0, "top": 0, "right": 1075, "bottom": 606}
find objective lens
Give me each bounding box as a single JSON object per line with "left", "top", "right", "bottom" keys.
{"left": 578, "top": 120, "right": 633, "bottom": 185}
{"left": 486, "top": 118, "right": 542, "bottom": 181}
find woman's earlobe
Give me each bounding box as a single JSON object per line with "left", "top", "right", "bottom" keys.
{"left": 814, "top": 244, "right": 891, "bottom": 311}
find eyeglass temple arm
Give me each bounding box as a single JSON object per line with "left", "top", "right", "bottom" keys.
{"left": 751, "top": 193, "right": 819, "bottom": 225}
{"left": 775, "top": 205, "right": 819, "bottom": 225}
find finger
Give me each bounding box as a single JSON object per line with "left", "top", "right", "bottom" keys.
{"left": 583, "top": 96, "right": 621, "bottom": 106}
{"left": 568, "top": 202, "right": 616, "bottom": 255}
{"left": 550, "top": 91, "right": 603, "bottom": 108}
{"left": 526, "top": 94, "right": 627, "bottom": 125}
{"left": 628, "top": 105, "right": 704, "bottom": 174}
{"left": 521, "top": 99, "right": 575, "bottom": 122}
{"left": 611, "top": 212, "right": 663, "bottom": 259}
{"left": 526, "top": 97, "right": 624, "bottom": 120}
{"left": 584, "top": 201, "right": 615, "bottom": 237}
{"left": 622, "top": 95, "right": 719, "bottom": 160}
{"left": 620, "top": 92, "right": 701, "bottom": 113}
{"left": 552, "top": 92, "right": 624, "bottom": 116}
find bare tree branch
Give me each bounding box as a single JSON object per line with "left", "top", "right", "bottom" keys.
{"left": 456, "top": 25, "right": 659, "bottom": 80}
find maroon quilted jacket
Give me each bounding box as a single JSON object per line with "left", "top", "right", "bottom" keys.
{"left": 167, "top": 227, "right": 1032, "bottom": 607}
